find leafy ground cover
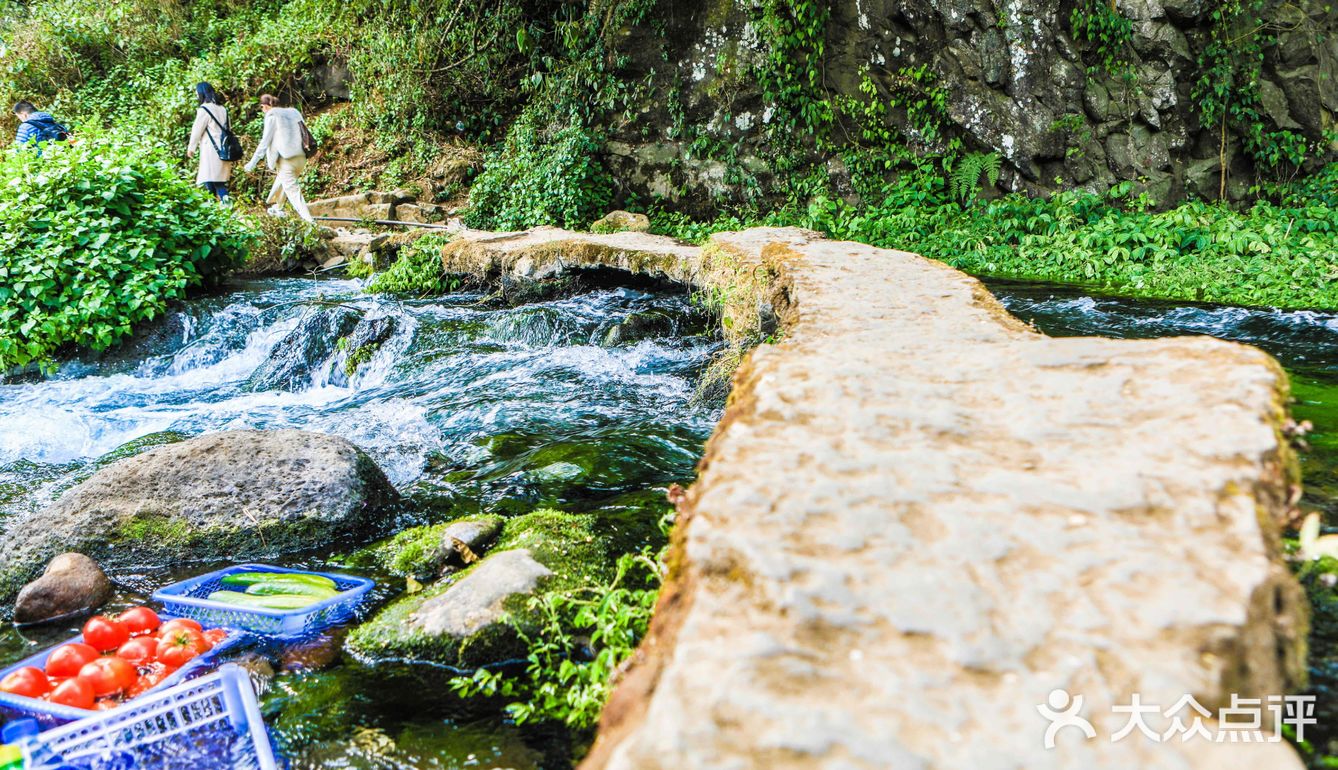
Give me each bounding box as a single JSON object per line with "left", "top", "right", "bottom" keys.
{"left": 651, "top": 160, "right": 1338, "bottom": 311}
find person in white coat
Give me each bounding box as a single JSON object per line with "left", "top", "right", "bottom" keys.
{"left": 243, "top": 94, "right": 314, "bottom": 222}
{"left": 186, "top": 83, "right": 232, "bottom": 201}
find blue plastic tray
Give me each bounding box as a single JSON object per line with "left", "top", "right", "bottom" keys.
{"left": 26, "top": 664, "right": 278, "bottom": 770}
{"left": 152, "top": 563, "right": 374, "bottom": 639}
{"left": 0, "top": 622, "right": 245, "bottom": 726}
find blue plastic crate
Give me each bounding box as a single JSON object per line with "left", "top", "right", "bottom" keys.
{"left": 152, "top": 564, "right": 374, "bottom": 640}
{"left": 24, "top": 664, "right": 278, "bottom": 770}
{"left": 0, "top": 622, "right": 245, "bottom": 726}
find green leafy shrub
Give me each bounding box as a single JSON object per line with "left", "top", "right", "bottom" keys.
{"left": 365, "top": 233, "right": 455, "bottom": 296}
{"left": 464, "top": 106, "right": 612, "bottom": 231}
{"left": 0, "top": 130, "right": 251, "bottom": 371}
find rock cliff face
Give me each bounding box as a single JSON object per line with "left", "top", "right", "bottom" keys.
{"left": 605, "top": 0, "right": 1336, "bottom": 209}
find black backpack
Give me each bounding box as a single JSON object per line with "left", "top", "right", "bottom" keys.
{"left": 200, "top": 106, "right": 244, "bottom": 162}
{"left": 23, "top": 116, "right": 69, "bottom": 144}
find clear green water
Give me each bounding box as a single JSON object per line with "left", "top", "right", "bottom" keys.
{"left": 0, "top": 276, "right": 723, "bottom": 768}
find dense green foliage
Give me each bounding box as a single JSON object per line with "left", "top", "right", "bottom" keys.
{"left": 463, "top": 106, "right": 611, "bottom": 230}
{"left": 364, "top": 234, "right": 457, "bottom": 296}
{"left": 461, "top": 0, "right": 655, "bottom": 229}
{"left": 0, "top": 132, "right": 250, "bottom": 371}
{"left": 654, "top": 161, "right": 1338, "bottom": 310}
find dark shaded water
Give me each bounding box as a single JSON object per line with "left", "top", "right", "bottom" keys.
{"left": 0, "top": 277, "right": 723, "bottom": 768}
{"left": 986, "top": 279, "right": 1338, "bottom": 764}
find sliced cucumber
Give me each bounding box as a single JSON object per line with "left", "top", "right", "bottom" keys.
{"left": 244, "top": 581, "right": 339, "bottom": 599}
{"left": 219, "top": 571, "right": 338, "bottom": 591}
{"left": 206, "top": 590, "right": 320, "bottom": 610}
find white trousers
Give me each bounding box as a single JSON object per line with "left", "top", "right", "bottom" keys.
{"left": 267, "top": 156, "right": 314, "bottom": 223}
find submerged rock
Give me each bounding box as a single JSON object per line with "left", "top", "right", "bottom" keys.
{"left": 0, "top": 430, "right": 399, "bottom": 607}
{"left": 333, "top": 316, "right": 397, "bottom": 385}
{"left": 601, "top": 310, "right": 674, "bottom": 347}
{"left": 347, "top": 510, "right": 616, "bottom": 667}
{"left": 14, "top": 553, "right": 112, "bottom": 625}
{"left": 248, "top": 308, "right": 361, "bottom": 391}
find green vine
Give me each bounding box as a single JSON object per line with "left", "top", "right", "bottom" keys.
{"left": 753, "top": 0, "right": 833, "bottom": 141}
{"left": 1070, "top": 0, "right": 1136, "bottom": 79}
{"left": 1193, "top": 0, "right": 1316, "bottom": 195}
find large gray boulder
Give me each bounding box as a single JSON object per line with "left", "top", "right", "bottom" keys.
{"left": 0, "top": 430, "right": 399, "bottom": 606}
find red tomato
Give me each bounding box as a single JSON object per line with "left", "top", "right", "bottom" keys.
{"left": 115, "top": 637, "right": 159, "bottom": 667}
{"left": 202, "top": 628, "right": 229, "bottom": 648}
{"left": 156, "top": 630, "right": 204, "bottom": 669}
{"left": 157, "top": 619, "right": 203, "bottom": 639}
{"left": 77, "top": 657, "right": 136, "bottom": 697}
{"left": 44, "top": 643, "right": 99, "bottom": 679}
{"left": 0, "top": 666, "right": 52, "bottom": 698}
{"left": 117, "top": 607, "right": 160, "bottom": 636}
{"left": 49, "top": 677, "right": 95, "bottom": 710}
{"left": 82, "top": 616, "right": 130, "bottom": 652}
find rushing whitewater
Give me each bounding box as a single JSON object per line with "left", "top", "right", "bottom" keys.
{"left": 0, "top": 277, "right": 722, "bottom": 521}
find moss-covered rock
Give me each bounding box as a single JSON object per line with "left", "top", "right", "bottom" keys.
{"left": 346, "top": 509, "right": 618, "bottom": 668}
{"left": 344, "top": 514, "right": 505, "bottom": 580}
{"left": 0, "top": 430, "right": 400, "bottom": 608}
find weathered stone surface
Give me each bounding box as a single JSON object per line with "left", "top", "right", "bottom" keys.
{"left": 308, "top": 193, "right": 371, "bottom": 220}
{"left": 0, "top": 430, "right": 400, "bottom": 605}
{"left": 14, "top": 553, "right": 112, "bottom": 625}
{"left": 411, "top": 549, "right": 551, "bottom": 636}
{"left": 330, "top": 231, "right": 389, "bottom": 259}
{"left": 369, "top": 189, "right": 416, "bottom": 206}
{"left": 438, "top": 517, "right": 503, "bottom": 566}
{"left": 592, "top": 210, "right": 652, "bottom": 233}
{"left": 413, "top": 227, "right": 1308, "bottom": 769}
{"left": 439, "top": 226, "right": 699, "bottom": 286}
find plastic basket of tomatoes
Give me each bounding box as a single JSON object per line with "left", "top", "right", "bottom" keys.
{"left": 19, "top": 664, "right": 278, "bottom": 770}
{"left": 152, "top": 564, "right": 375, "bottom": 639}
{"left": 0, "top": 606, "right": 242, "bottom": 725}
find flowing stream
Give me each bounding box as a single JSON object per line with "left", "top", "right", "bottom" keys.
{"left": 5, "top": 272, "right": 1338, "bottom": 767}
{"left": 0, "top": 276, "right": 723, "bottom": 768}
{"left": 986, "top": 279, "right": 1338, "bottom": 764}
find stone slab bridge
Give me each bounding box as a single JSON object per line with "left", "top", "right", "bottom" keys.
{"left": 436, "top": 225, "right": 1309, "bottom": 769}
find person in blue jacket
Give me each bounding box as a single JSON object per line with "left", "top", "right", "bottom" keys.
{"left": 13, "top": 102, "right": 68, "bottom": 147}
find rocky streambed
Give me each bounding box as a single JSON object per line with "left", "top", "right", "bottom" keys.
{"left": 0, "top": 275, "right": 723, "bottom": 767}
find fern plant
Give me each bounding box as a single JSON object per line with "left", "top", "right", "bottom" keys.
{"left": 949, "top": 152, "right": 1002, "bottom": 203}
